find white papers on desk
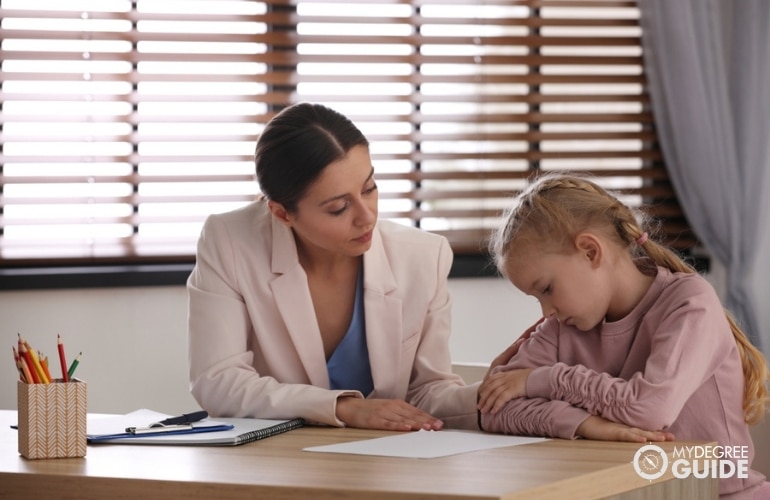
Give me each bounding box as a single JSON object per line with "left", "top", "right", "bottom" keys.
{"left": 303, "top": 429, "right": 547, "bottom": 459}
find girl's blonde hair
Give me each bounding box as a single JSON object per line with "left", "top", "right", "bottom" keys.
{"left": 489, "top": 172, "right": 769, "bottom": 424}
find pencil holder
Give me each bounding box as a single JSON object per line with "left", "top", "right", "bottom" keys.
{"left": 17, "top": 379, "right": 87, "bottom": 459}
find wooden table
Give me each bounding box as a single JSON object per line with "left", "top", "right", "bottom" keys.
{"left": 0, "top": 410, "right": 717, "bottom": 499}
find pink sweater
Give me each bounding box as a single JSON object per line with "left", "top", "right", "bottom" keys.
{"left": 481, "top": 267, "right": 767, "bottom": 499}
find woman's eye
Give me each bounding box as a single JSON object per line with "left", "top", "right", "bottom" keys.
{"left": 329, "top": 204, "right": 348, "bottom": 216}
{"left": 364, "top": 183, "right": 378, "bottom": 194}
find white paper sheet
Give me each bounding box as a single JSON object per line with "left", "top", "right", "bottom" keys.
{"left": 303, "top": 429, "right": 547, "bottom": 459}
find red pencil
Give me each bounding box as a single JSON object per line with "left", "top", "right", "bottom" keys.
{"left": 18, "top": 339, "right": 40, "bottom": 384}
{"left": 57, "top": 334, "right": 69, "bottom": 382}
{"left": 12, "top": 346, "right": 31, "bottom": 383}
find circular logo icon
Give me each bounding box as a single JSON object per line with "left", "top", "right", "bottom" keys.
{"left": 633, "top": 444, "right": 669, "bottom": 480}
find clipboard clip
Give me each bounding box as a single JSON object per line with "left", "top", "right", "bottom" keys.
{"left": 126, "top": 424, "right": 194, "bottom": 434}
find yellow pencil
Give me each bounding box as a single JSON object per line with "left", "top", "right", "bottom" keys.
{"left": 24, "top": 341, "right": 50, "bottom": 384}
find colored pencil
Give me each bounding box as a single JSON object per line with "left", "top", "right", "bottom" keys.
{"left": 12, "top": 346, "right": 32, "bottom": 383}
{"left": 57, "top": 334, "right": 70, "bottom": 382}
{"left": 18, "top": 340, "right": 41, "bottom": 384}
{"left": 67, "top": 352, "right": 82, "bottom": 379}
{"left": 25, "top": 342, "right": 50, "bottom": 384}
{"left": 40, "top": 353, "right": 53, "bottom": 383}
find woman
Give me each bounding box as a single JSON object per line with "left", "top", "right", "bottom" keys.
{"left": 187, "top": 102, "right": 479, "bottom": 430}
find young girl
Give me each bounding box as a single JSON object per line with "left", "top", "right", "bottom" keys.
{"left": 478, "top": 173, "right": 769, "bottom": 499}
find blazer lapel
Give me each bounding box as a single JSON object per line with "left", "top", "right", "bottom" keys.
{"left": 268, "top": 217, "right": 330, "bottom": 387}
{"left": 363, "top": 226, "right": 402, "bottom": 397}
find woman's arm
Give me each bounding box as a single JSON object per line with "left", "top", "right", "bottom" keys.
{"left": 483, "top": 317, "right": 544, "bottom": 381}
{"left": 403, "top": 237, "right": 481, "bottom": 429}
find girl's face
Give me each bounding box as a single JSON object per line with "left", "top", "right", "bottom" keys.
{"left": 504, "top": 240, "right": 612, "bottom": 331}
{"left": 278, "top": 144, "right": 379, "bottom": 259}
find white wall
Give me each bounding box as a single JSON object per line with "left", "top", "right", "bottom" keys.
{"left": 1, "top": 275, "right": 767, "bottom": 477}
{"left": 0, "top": 277, "right": 537, "bottom": 414}
{"left": 2, "top": 285, "right": 195, "bottom": 414}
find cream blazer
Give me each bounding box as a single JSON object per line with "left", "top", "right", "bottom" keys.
{"left": 187, "top": 200, "right": 479, "bottom": 429}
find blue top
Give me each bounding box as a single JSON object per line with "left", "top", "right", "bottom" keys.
{"left": 326, "top": 264, "right": 374, "bottom": 396}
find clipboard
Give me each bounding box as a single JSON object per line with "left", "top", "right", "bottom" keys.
{"left": 87, "top": 409, "right": 233, "bottom": 443}
{"left": 86, "top": 409, "right": 304, "bottom": 446}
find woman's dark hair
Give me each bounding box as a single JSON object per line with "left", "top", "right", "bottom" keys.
{"left": 255, "top": 102, "right": 369, "bottom": 212}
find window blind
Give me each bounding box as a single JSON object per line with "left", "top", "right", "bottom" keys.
{"left": 0, "top": 0, "right": 696, "bottom": 266}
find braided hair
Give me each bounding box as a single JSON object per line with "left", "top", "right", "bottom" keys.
{"left": 489, "top": 172, "right": 769, "bottom": 424}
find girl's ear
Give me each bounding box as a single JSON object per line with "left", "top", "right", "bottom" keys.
{"left": 574, "top": 232, "right": 603, "bottom": 268}
{"left": 267, "top": 200, "right": 293, "bottom": 227}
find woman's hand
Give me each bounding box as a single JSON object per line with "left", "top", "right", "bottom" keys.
{"left": 335, "top": 397, "right": 443, "bottom": 431}
{"left": 477, "top": 368, "right": 533, "bottom": 414}
{"left": 576, "top": 415, "right": 675, "bottom": 443}
{"left": 484, "top": 318, "right": 544, "bottom": 381}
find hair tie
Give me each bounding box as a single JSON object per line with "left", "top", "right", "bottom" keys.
{"left": 636, "top": 232, "right": 649, "bottom": 246}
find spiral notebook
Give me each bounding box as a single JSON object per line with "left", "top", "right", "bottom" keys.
{"left": 88, "top": 409, "right": 305, "bottom": 446}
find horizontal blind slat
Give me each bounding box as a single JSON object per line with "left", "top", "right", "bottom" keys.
{"left": 0, "top": 0, "right": 698, "bottom": 266}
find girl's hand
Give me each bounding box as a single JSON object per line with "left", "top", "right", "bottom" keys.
{"left": 477, "top": 368, "right": 534, "bottom": 414}
{"left": 483, "top": 318, "right": 544, "bottom": 381}
{"left": 576, "top": 415, "right": 676, "bottom": 443}
{"left": 335, "top": 397, "right": 443, "bottom": 431}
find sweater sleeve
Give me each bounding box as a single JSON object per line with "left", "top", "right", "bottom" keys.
{"left": 525, "top": 277, "right": 733, "bottom": 431}
{"left": 481, "top": 397, "right": 591, "bottom": 439}
{"left": 482, "top": 319, "right": 591, "bottom": 438}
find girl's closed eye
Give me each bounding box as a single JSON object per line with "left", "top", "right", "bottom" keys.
{"left": 364, "top": 182, "right": 378, "bottom": 195}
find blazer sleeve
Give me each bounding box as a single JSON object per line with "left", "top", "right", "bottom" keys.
{"left": 403, "top": 236, "right": 484, "bottom": 430}
{"left": 187, "top": 213, "right": 359, "bottom": 427}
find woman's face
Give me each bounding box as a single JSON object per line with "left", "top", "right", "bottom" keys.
{"left": 280, "top": 144, "right": 379, "bottom": 259}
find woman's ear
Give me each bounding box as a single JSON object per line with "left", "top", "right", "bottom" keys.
{"left": 267, "top": 200, "right": 293, "bottom": 227}
{"left": 574, "top": 232, "right": 603, "bottom": 268}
